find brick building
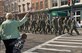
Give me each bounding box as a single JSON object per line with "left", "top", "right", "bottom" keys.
{"left": 31, "top": 0, "right": 49, "bottom": 11}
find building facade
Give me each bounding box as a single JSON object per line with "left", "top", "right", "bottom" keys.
{"left": 31, "top": 0, "right": 49, "bottom": 11}
{"left": 31, "top": 0, "right": 82, "bottom": 24}
{"left": 3, "top": 0, "right": 18, "bottom": 13}
{"left": 10, "top": 0, "right": 18, "bottom": 13}
{"left": 3, "top": 0, "right": 10, "bottom": 13}
{"left": 17, "top": 0, "right": 31, "bottom": 13}
{"left": 49, "top": 0, "right": 82, "bottom": 23}
{"left": 31, "top": 0, "right": 82, "bottom": 23}
{"left": 0, "top": 0, "right": 4, "bottom": 17}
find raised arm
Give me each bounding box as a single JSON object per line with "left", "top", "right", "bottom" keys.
{"left": 19, "top": 12, "right": 30, "bottom": 26}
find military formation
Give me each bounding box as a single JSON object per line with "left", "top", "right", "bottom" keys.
{"left": 19, "top": 13, "right": 80, "bottom": 36}
{"left": 0, "top": 13, "right": 80, "bottom": 36}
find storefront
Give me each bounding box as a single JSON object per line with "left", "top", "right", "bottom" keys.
{"left": 49, "top": 4, "right": 82, "bottom": 23}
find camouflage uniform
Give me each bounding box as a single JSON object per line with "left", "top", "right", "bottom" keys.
{"left": 31, "top": 18, "right": 36, "bottom": 33}
{"left": 52, "top": 17, "right": 58, "bottom": 35}
{"left": 63, "top": 17, "right": 69, "bottom": 33}
{"left": 46, "top": 20, "right": 51, "bottom": 34}
{"left": 58, "top": 17, "right": 63, "bottom": 35}
{"left": 70, "top": 18, "right": 80, "bottom": 35}
{"left": 40, "top": 18, "right": 46, "bottom": 34}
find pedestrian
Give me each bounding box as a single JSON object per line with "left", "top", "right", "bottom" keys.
{"left": 70, "top": 18, "right": 80, "bottom": 35}
{"left": 0, "top": 12, "right": 30, "bottom": 53}
{"left": 12, "top": 33, "right": 27, "bottom": 53}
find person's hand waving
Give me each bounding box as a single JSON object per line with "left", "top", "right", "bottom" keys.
{"left": 24, "top": 12, "right": 31, "bottom": 17}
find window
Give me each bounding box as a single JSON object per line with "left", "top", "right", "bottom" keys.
{"left": 52, "top": 0, "right": 58, "bottom": 7}
{"left": 76, "top": 11, "right": 80, "bottom": 15}
{"left": 40, "top": 1, "right": 43, "bottom": 9}
{"left": 36, "top": 0, "right": 38, "bottom": 2}
{"left": 32, "top": 3, "right": 36, "bottom": 10}
{"left": 14, "top": 3, "right": 17, "bottom": 11}
{"left": 19, "top": 0, "right": 20, "bottom": 2}
{"left": 73, "top": 12, "right": 75, "bottom": 15}
{"left": 76, "top": 17, "right": 80, "bottom": 23}
{"left": 32, "top": 3, "right": 35, "bottom": 9}
{"left": 61, "top": 0, "right": 68, "bottom": 5}
{"left": 27, "top": 3, "right": 30, "bottom": 11}
{"left": 4, "top": 6, "right": 8, "bottom": 12}
{"left": 23, "top": 0, "right": 25, "bottom": 1}
{"left": 75, "top": 0, "right": 80, "bottom": 3}
{"left": 11, "top": 4, "right": 13, "bottom": 11}
{"left": 18, "top": 5, "right": 21, "bottom": 12}
{"left": 45, "top": 0, "right": 48, "bottom": 8}
{"left": 36, "top": 2, "right": 39, "bottom": 10}
{"left": 22, "top": 4, "right": 25, "bottom": 12}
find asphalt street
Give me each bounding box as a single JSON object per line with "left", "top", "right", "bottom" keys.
{"left": 0, "top": 28, "right": 82, "bottom": 53}
{"left": 0, "top": 33, "right": 56, "bottom": 53}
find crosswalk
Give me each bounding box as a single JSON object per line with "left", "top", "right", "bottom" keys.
{"left": 23, "top": 34, "right": 82, "bottom": 53}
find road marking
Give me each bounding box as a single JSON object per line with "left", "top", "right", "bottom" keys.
{"left": 50, "top": 41, "right": 82, "bottom": 44}
{"left": 23, "top": 52, "right": 38, "bottom": 53}
{"left": 38, "top": 48, "right": 71, "bottom": 52}
{"left": 23, "top": 34, "right": 82, "bottom": 53}
{"left": 45, "top": 44, "right": 82, "bottom": 48}
{"left": 23, "top": 34, "right": 66, "bottom": 53}
{"left": 60, "top": 37, "right": 82, "bottom": 39}
{"left": 55, "top": 39, "right": 82, "bottom": 42}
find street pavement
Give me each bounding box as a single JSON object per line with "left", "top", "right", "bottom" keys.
{"left": 0, "top": 33, "right": 56, "bottom": 53}
{"left": 0, "top": 28, "right": 82, "bottom": 53}
{"left": 23, "top": 28, "right": 82, "bottom": 53}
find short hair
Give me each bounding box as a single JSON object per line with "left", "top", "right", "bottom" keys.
{"left": 21, "top": 33, "right": 27, "bottom": 39}
{"left": 5, "top": 13, "right": 13, "bottom": 19}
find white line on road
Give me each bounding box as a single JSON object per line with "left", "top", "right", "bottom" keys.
{"left": 38, "top": 48, "right": 71, "bottom": 52}
{"left": 23, "top": 52, "right": 38, "bottom": 53}
{"left": 50, "top": 41, "right": 82, "bottom": 45}
{"left": 60, "top": 37, "right": 82, "bottom": 39}
{"left": 23, "top": 34, "right": 66, "bottom": 53}
{"left": 55, "top": 39, "right": 82, "bottom": 42}
{"left": 45, "top": 44, "right": 82, "bottom": 48}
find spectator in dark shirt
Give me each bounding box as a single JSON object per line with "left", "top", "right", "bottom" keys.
{"left": 11, "top": 33, "right": 27, "bottom": 53}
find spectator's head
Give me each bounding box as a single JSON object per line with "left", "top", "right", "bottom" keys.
{"left": 21, "top": 33, "right": 27, "bottom": 40}
{"left": 5, "top": 13, "right": 13, "bottom": 19}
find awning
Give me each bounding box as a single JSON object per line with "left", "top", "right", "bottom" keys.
{"left": 50, "top": 11, "right": 67, "bottom": 17}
